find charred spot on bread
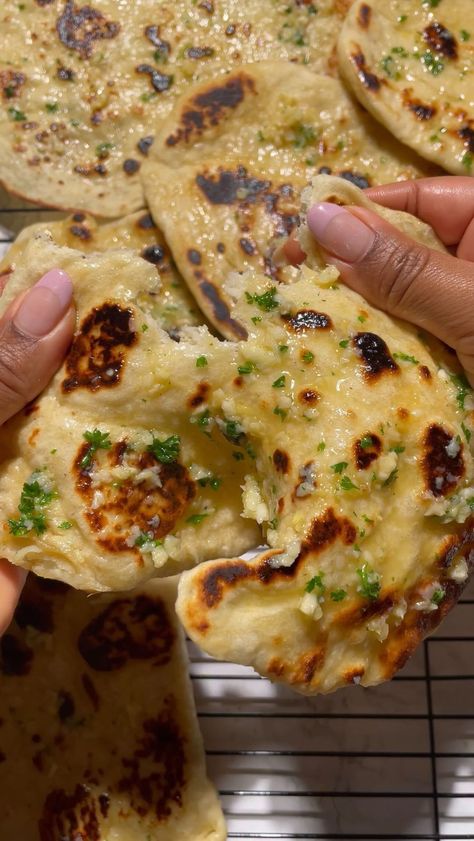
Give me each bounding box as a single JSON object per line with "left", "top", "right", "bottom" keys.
{"left": 62, "top": 303, "right": 137, "bottom": 393}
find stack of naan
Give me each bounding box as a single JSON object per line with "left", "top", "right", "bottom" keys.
{"left": 0, "top": 0, "right": 472, "bottom": 836}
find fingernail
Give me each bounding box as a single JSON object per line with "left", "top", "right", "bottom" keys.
{"left": 307, "top": 203, "right": 375, "bottom": 263}
{"left": 13, "top": 269, "right": 73, "bottom": 338}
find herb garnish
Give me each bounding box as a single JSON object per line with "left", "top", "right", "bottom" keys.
{"left": 245, "top": 287, "right": 279, "bottom": 312}
{"left": 80, "top": 429, "right": 111, "bottom": 469}
{"left": 305, "top": 573, "right": 325, "bottom": 593}
{"left": 148, "top": 434, "right": 181, "bottom": 463}
{"left": 8, "top": 473, "right": 55, "bottom": 537}
{"left": 356, "top": 563, "right": 381, "bottom": 601}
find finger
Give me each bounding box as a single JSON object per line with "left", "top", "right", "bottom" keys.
{"left": 366, "top": 177, "right": 474, "bottom": 257}
{"left": 307, "top": 202, "right": 474, "bottom": 385}
{"left": 0, "top": 269, "right": 74, "bottom": 426}
{"left": 0, "top": 559, "right": 26, "bottom": 636}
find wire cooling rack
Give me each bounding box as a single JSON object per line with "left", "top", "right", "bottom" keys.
{"left": 1, "top": 192, "right": 473, "bottom": 841}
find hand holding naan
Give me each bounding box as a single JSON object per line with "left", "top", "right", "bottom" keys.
{"left": 0, "top": 268, "right": 74, "bottom": 633}
{"left": 305, "top": 176, "right": 474, "bottom": 386}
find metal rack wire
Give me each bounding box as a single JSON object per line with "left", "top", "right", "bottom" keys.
{"left": 1, "top": 191, "right": 473, "bottom": 840}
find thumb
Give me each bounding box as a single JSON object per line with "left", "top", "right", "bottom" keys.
{"left": 307, "top": 203, "right": 474, "bottom": 384}
{"left": 0, "top": 269, "right": 75, "bottom": 425}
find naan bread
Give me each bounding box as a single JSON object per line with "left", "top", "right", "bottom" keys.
{"left": 175, "top": 176, "right": 474, "bottom": 695}
{"left": 143, "top": 61, "right": 438, "bottom": 339}
{"left": 0, "top": 575, "right": 225, "bottom": 840}
{"left": 0, "top": 234, "right": 259, "bottom": 591}
{"left": 338, "top": 0, "right": 474, "bottom": 175}
{"left": 0, "top": 0, "right": 354, "bottom": 216}
{"left": 1, "top": 210, "right": 201, "bottom": 338}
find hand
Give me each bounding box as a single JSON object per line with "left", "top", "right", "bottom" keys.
{"left": 0, "top": 268, "right": 74, "bottom": 635}
{"left": 298, "top": 176, "right": 474, "bottom": 384}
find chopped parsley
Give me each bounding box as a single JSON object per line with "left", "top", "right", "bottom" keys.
{"left": 340, "top": 476, "right": 358, "bottom": 491}
{"left": 291, "top": 122, "right": 316, "bottom": 149}
{"left": 393, "top": 352, "right": 419, "bottom": 364}
{"left": 223, "top": 419, "right": 244, "bottom": 441}
{"left": 460, "top": 30, "right": 471, "bottom": 42}
{"left": 380, "top": 55, "right": 401, "bottom": 80}
{"left": 186, "top": 513, "right": 209, "bottom": 525}
{"left": 273, "top": 407, "right": 287, "bottom": 421}
{"left": 398, "top": 14, "right": 408, "bottom": 22}
{"left": 251, "top": 315, "right": 262, "bottom": 325}
{"left": 8, "top": 474, "right": 55, "bottom": 537}
{"left": 147, "top": 434, "right": 181, "bottom": 464}
{"left": 95, "top": 141, "right": 114, "bottom": 159}
{"left": 305, "top": 573, "right": 325, "bottom": 593}
{"left": 198, "top": 475, "right": 222, "bottom": 491}
{"left": 431, "top": 588, "right": 445, "bottom": 605}
{"left": 80, "top": 429, "right": 111, "bottom": 469}
{"left": 339, "top": 339, "right": 349, "bottom": 349}
{"left": 8, "top": 106, "right": 26, "bottom": 122}
{"left": 357, "top": 314, "right": 367, "bottom": 323}
{"left": 422, "top": 0, "right": 441, "bottom": 6}
{"left": 279, "top": 344, "right": 289, "bottom": 353}
{"left": 330, "top": 589, "right": 347, "bottom": 602}
{"left": 421, "top": 50, "right": 444, "bottom": 76}
{"left": 302, "top": 350, "right": 314, "bottom": 363}
{"left": 450, "top": 372, "right": 471, "bottom": 410}
{"left": 58, "top": 521, "right": 72, "bottom": 530}
{"left": 272, "top": 374, "right": 286, "bottom": 388}
{"left": 196, "top": 355, "right": 208, "bottom": 368}
{"left": 390, "top": 444, "right": 405, "bottom": 454}
{"left": 331, "top": 461, "right": 348, "bottom": 474}
{"left": 245, "top": 287, "right": 279, "bottom": 312}
{"left": 360, "top": 435, "right": 374, "bottom": 449}
{"left": 383, "top": 468, "right": 398, "bottom": 487}
{"left": 238, "top": 360, "right": 256, "bottom": 375}
{"left": 141, "top": 323, "right": 149, "bottom": 332}
{"left": 462, "top": 422, "right": 471, "bottom": 443}
{"left": 233, "top": 451, "right": 245, "bottom": 460}
{"left": 45, "top": 102, "right": 59, "bottom": 113}
{"left": 134, "top": 531, "right": 163, "bottom": 549}
{"left": 317, "top": 441, "right": 326, "bottom": 452}
{"left": 356, "top": 563, "right": 381, "bottom": 601}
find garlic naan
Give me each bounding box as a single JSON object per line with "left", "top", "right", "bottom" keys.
{"left": 0, "top": 0, "right": 353, "bottom": 215}
{"left": 1, "top": 210, "right": 201, "bottom": 339}
{"left": 143, "top": 61, "right": 438, "bottom": 339}
{"left": 175, "top": 177, "right": 474, "bottom": 695}
{"left": 0, "top": 576, "right": 225, "bottom": 841}
{"left": 338, "top": 0, "right": 474, "bottom": 175}
{"left": 0, "top": 234, "right": 259, "bottom": 591}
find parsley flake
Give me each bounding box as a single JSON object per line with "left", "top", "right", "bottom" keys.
{"left": 330, "top": 589, "right": 347, "bottom": 602}
{"left": 272, "top": 374, "right": 286, "bottom": 388}
{"left": 450, "top": 372, "right": 471, "bottom": 409}
{"left": 305, "top": 573, "right": 325, "bottom": 593}
{"left": 360, "top": 436, "right": 374, "bottom": 449}
{"left": 331, "top": 461, "right": 348, "bottom": 474}
{"left": 80, "top": 429, "right": 111, "bottom": 470}
{"left": 357, "top": 563, "right": 381, "bottom": 601}
{"left": 186, "top": 513, "right": 209, "bottom": 525}
{"left": 340, "top": 476, "right": 358, "bottom": 491}
{"left": 317, "top": 441, "right": 326, "bottom": 452}
{"left": 302, "top": 350, "right": 314, "bottom": 363}
{"left": 238, "top": 360, "right": 256, "bottom": 375}
{"left": 431, "top": 588, "right": 445, "bottom": 605}
{"left": 273, "top": 407, "right": 287, "bottom": 421}
{"left": 390, "top": 444, "right": 405, "bottom": 454}
{"left": 147, "top": 434, "right": 181, "bottom": 464}
{"left": 383, "top": 468, "right": 398, "bottom": 487}
{"left": 393, "top": 352, "right": 419, "bottom": 364}
{"left": 462, "top": 422, "right": 471, "bottom": 443}
{"left": 339, "top": 339, "right": 349, "bottom": 349}
{"left": 196, "top": 355, "right": 208, "bottom": 368}
{"left": 58, "top": 521, "right": 72, "bottom": 530}
{"left": 8, "top": 473, "right": 56, "bottom": 537}
{"left": 245, "top": 287, "right": 279, "bottom": 312}
{"left": 8, "top": 106, "right": 26, "bottom": 122}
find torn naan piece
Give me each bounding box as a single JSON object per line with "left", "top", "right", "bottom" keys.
{"left": 338, "top": 0, "right": 474, "bottom": 175}
{"left": 0, "top": 234, "right": 259, "bottom": 591}
{"left": 143, "top": 61, "right": 439, "bottom": 339}
{"left": 0, "top": 0, "right": 354, "bottom": 215}
{"left": 0, "top": 210, "right": 201, "bottom": 339}
{"left": 176, "top": 177, "right": 474, "bottom": 695}
{"left": 0, "top": 575, "right": 226, "bottom": 841}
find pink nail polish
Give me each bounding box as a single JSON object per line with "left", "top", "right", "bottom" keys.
{"left": 13, "top": 269, "right": 73, "bottom": 338}
{"left": 307, "top": 202, "right": 375, "bottom": 263}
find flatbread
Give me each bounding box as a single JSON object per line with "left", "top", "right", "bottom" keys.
{"left": 1, "top": 210, "right": 202, "bottom": 339}
{"left": 143, "top": 61, "right": 439, "bottom": 339}
{"left": 175, "top": 176, "right": 474, "bottom": 695}
{"left": 0, "top": 234, "right": 259, "bottom": 591}
{"left": 337, "top": 0, "right": 474, "bottom": 175}
{"left": 0, "top": 575, "right": 226, "bottom": 840}
{"left": 0, "top": 0, "right": 354, "bottom": 216}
